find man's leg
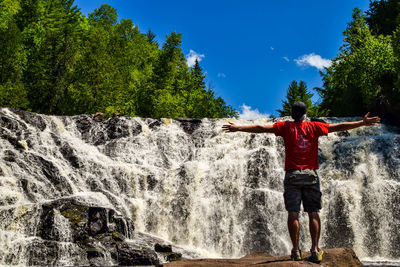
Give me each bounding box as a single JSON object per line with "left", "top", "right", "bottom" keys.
{"left": 308, "top": 212, "right": 320, "bottom": 251}
{"left": 288, "top": 212, "right": 300, "bottom": 251}
{"left": 284, "top": 170, "right": 302, "bottom": 259}
{"left": 302, "top": 171, "right": 322, "bottom": 253}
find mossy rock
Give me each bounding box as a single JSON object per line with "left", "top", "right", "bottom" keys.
{"left": 164, "top": 252, "right": 182, "bottom": 262}
{"left": 61, "top": 205, "right": 87, "bottom": 225}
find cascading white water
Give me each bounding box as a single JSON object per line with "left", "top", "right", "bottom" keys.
{"left": 0, "top": 108, "right": 399, "bottom": 265}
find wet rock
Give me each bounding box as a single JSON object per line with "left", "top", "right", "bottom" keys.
{"left": 108, "top": 209, "right": 132, "bottom": 237}
{"left": 147, "top": 174, "right": 158, "bottom": 190}
{"left": 19, "top": 179, "right": 36, "bottom": 202}
{"left": 117, "top": 243, "right": 159, "bottom": 266}
{"left": 176, "top": 118, "right": 202, "bottom": 134}
{"left": 155, "top": 244, "right": 182, "bottom": 262}
{"left": 60, "top": 143, "right": 81, "bottom": 168}
{"left": 337, "top": 130, "right": 350, "bottom": 137}
{"left": 155, "top": 243, "right": 173, "bottom": 252}
{"left": 24, "top": 238, "right": 88, "bottom": 266}
{"left": 1, "top": 133, "right": 25, "bottom": 150}
{"left": 75, "top": 115, "right": 92, "bottom": 134}
{"left": 106, "top": 117, "right": 129, "bottom": 140}
{"left": 13, "top": 109, "right": 47, "bottom": 131}
{"left": 3, "top": 149, "right": 16, "bottom": 162}
{"left": 88, "top": 207, "right": 108, "bottom": 235}
{"left": 29, "top": 198, "right": 165, "bottom": 265}
{"left": 75, "top": 115, "right": 131, "bottom": 145}
{"left": 93, "top": 112, "right": 104, "bottom": 122}
{"left": 147, "top": 118, "right": 162, "bottom": 129}
{"left": 0, "top": 112, "right": 27, "bottom": 132}
{"left": 38, "top": 198, "right": 134, "bottom": 241}
{"left": 87, "top": 248, "right": 104, "bottom": 259}
{"left": 28, "top": 153, "right": 73, "bottom": 194}
{"left": 26, "top": 239, "right": 60, "bottom": 266}
{"left": 50, "top": 132, "right": 61, "bottom": 146}
{"left": 131, "top": 121, "right": 143, "bottom": 136}
{"left": 165, "top": 252, "right": 182, "bottom": 262}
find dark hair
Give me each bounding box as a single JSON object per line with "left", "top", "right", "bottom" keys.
{"left": 291, "top": 101, "right": 307, "bottom": 121}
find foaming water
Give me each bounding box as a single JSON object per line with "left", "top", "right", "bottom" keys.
{"left": 0, "top": 109, "right": 399, "bottom": 265}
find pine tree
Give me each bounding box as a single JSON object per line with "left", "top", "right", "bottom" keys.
{"left": 185, "top": 59, "right": 206, "bottom": 117}
{"left": 278, "top": 80, "right": 316, "bottom": 117}
{"left": 0, "top": 0, "right": 28, "bottom": 109}
{"left": 366, "top": 0, "right": 400, "bottom": 36}
{"left": 22, "top": 0, "right": 84, "bottom": 114}
{"left": 318, "top": 8, "right": 396, "bottom": 117}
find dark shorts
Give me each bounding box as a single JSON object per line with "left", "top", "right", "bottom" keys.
{"left": 283, "top": 169, "right": 322, "bottom": 213}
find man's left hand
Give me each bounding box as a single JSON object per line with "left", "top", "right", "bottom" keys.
{"left": 363, "top": 112, "right": 381, "bottom": 126}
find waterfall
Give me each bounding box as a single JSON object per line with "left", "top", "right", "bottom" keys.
{"left": 0, "top": 108, "right": 399, "bottom": 265}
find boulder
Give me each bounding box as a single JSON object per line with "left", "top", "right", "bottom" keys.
{"left": 176, "top": 118, "right": 202, "bottom": 134}
{"left": 1, "top": 197, "right": 164, "bottom": 266}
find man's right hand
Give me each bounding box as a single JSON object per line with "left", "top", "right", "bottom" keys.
{"left": 222, "top": 122, "right": 239, "bottom": 132}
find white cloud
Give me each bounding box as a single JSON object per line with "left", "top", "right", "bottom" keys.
{"left": 217, "top": 73, "right": 226, "bottom": 78}
{"left": 186, "top": 50, "right": 205, "bottom": 67}
{"left": 239, "top": 104, "right": 269, "bottom": 120}
{"left": 270, "top": 46, "right": 274, "bottom": 51}
{"left": 283, "top": 56, "right": 289, "bottom": 62}
{"left": 294, "top": 53, "right": 332, "bottom": 70}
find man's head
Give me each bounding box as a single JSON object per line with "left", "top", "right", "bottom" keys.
{"left": 291, "top": 101, "right": 307, "bottom": 121}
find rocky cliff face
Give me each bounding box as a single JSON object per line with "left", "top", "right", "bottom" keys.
{"left": 1, "top": 196, "right": 161, "bottom": 266}
{"left": 0, "top": 108, "right": 399, "bottom": 265}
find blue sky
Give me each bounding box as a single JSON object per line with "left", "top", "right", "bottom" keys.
{"left": 74, "top": 0, "right": 371, "bottom": 118}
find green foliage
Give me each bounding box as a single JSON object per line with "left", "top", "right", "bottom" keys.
{"left": 366, "top": 0, "right": 400, "bottom": 36}
{"left": 317, "top": 8, "right": 398, "bottom": 117}
{"left": 0, "top": 0, "right": 236, "bottom": 118}
{"left": 0, "top": 0, "right": 29, "bottom": 109}
{"left": 21, "top": 0, "right": 84, "bottom": 114}
{"left": 0, "top": 81, "right": 29, "bottom": 109}
{"left": 278, "top": 81, "right": 320, "bottom": 117}
{"left": 0, "top": 0, "right": 21, "bottom": 31}
{"left": 391, "top": 25, "right": 400, "bottom": 107}
{"left": 88, "top": 4, "right": 117, "bottom": 27}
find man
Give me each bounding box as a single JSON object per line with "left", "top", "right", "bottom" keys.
{"left": 222, "top": 101, "right": 380, "bottom": 263}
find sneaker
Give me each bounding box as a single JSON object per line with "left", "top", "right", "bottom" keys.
{"left": 291, "top": 249, "right": 302, "bottom": 261}
{"left": 309, "top": 249, "right": 324, "bottom": 263}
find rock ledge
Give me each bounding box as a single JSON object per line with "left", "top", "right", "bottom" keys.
{"left": 161, "top": 248, "right": 363, "bottom": 267}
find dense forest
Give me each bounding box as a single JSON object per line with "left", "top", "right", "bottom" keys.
{"left": 1, "top": 0, "right": 400, "bottom": 121}
{"left": 0, "top": 0, "right": 237, "bottom": 118}
{"left": 279, "top": 0, "right": 400, "bottom": 124}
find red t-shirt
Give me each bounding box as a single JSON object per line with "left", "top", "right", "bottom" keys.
{"left": 273, "top": 121, "right": 329, "bottom": 170}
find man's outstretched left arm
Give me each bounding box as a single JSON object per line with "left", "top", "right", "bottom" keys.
{"left": 328, "top": 112, "right": 381, "bottom": 133}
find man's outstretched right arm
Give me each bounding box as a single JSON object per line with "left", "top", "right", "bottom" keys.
{"left": 222, "top": 122, "right": 274, "bottom": 133}
{"left": 328, "top": 112, "right": 380, "bottom": 133}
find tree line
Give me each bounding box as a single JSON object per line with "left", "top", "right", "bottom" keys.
{"left": 0, "top": 0, "right": 237, "bottom": 118}
{"left": 279, "top": 0, "right": 400, "bottom": 124}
